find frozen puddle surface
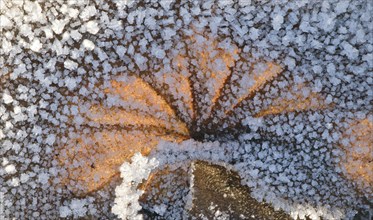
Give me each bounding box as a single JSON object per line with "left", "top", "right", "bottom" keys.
{"left": 0, "top": 0, "right": 372, "bottom": 219}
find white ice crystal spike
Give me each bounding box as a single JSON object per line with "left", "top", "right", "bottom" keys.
{"left": 112, "top": 153, "right": 159, "bottom": 220}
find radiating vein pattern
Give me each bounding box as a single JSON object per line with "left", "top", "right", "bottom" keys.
{"left": 58, "top": 32, "right": 335, "bottom": 196}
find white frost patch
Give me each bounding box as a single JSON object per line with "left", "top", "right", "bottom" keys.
{"left": 30, "top": 39, "right": 42, "bottom": 52}
{"left": 249, "top": 28, "right": 260, "bottom": 40}
{"left": 79, "top": 5, "right": 97, "bottom": 21}
{"left": 20, "top": 173, "right": 29, "bottom": 183}
{"left": 60, "top": 199, "right": 88, "bottom": 218}
{"left": 51, "top": 19, "right": 67, "bottom": 34}
{"left": 4, "top": 164, "right": 16, "bottom": 175}
{"left": 64, "top": 59, "right": 78, "bottom": 70}
{"left": 52, "top": 39, "right": 65, "bottom": 56}
{"left": 288, "top": 203, "right": 345, "bottom": 220}
{"left": 37, "top": 173, "right": 50, "bottom": 184}
{"left": 68, "top": 8, "right": 80, "bottom": 19}
{"left": 13, "top": 106, "right": 21, "bottom": 114}
{"left": 64, "top": 77, "right": 78, "bottom": 90}
{"left": 82, "top": 39, "right": 95, "bottom": 51}
{"left": 10, "top": 177, "right": 20, "bottom": 187}
{"left": 1, "top": 39, "right": 12, "bottom": 53}
{"left": 114, "top": 0, "right": 136, "bottom": 10}
{"left": 0, "top": 15, "right": 13, "bottom": 28}
{"left": 24, "top": 1, "right": 45, "bottom": 23}
{"left": 59, "top": 206, "right": 72, "bottom": 218}
{"left": 46, "top": 134, "right": 56, "bottom": 146}
{"left": 44, "top": 28, "right": 54, "bottom": 39}
{"left": 335, "top": 1, "right": 349, "bottom": 15}
{"left": 70, "top": 30, "right": 82, "bottom": 41}
{"left": 2, "top": 93, "right": 13, "bottom": 104}
{"left": 272, "top": 14, "right": 284, "bottom": 31}
{"left": 112, "top": 153, "right": 159, "bottom": 220}
{"left": 2, "top": 158, "right": 9, "bottom": 166}
{"left": 341, "top": 41, "right": 359, "bottom": 60}
{"left": 85, "top": 21, "right": 100, "bottom": 34}
{"left": 70, "top": 199, "right": 88, "bottom": 217}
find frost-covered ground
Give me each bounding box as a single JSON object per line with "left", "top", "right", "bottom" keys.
{"left": 0, "top": 0, "right": 372, "bottom": 219}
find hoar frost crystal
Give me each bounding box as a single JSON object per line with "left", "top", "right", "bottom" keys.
{"left": 0, "top": 0, "right": 372, "bottom": 219}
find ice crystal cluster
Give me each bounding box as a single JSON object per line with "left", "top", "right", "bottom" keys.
{"left": 0, "top": 0, "right": 372, "bottom": 219}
